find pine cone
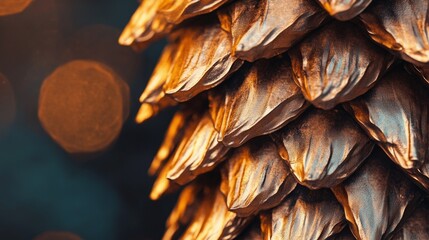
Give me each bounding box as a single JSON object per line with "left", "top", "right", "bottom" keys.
{"left": 121, "top": 0, "right": 429, "bottom": 239}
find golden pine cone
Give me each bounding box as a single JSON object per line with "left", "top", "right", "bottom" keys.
{"left": 121, "top": 0, "right": 429, "bottom": 239}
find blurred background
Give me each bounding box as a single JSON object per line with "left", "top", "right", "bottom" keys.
{"left": 0, "top": 0, "right": 177, "bottom": 239}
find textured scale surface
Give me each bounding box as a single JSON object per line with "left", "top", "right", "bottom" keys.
{"left": 273, "top": 108, "right": 374, "bottom": 189}
{"left": 260, "top": 188, "right": 346, "bottom": 240}
{"left": 150, "top": 160, "right": 180, "bottom": 201}
{"left": 119, "top": 0, "right": 229, "bottom": 46}
{"left": 344, "top": 67, "right": 429, "bottom": 191}
{"left": 181, "top": 187, "right": 250, "bottom": 240}
{"left": 315, "top": 0, "right": 372, "bottom": 21}
{"left": 163, "top": 184, "right": 202, "bottom": 240}
{"left": 163, "top": 22, "right": 243, "bottom": 102}
{"left": 166, "top": 112, "right": 229, "bottom": 185}
{"left": 156, "top": 0, "right": 230, "bottom": 25}
{"left": 220, "top": 138, "right": 296, "bottom": 217}
{"left": 121, "top": 0, "right": 429, "bottom": 238}
{"left": 148, "top": 110, "right": 189, "bottom": 175}
{"left": 218, "top": 0, "right": 328, "bottom": 61}
{"left": 119, "top": 0, "right": 171, "bottom": 46}
{"left": 332, "top": 150, "right": 422, "bottom": 240}
{"left": 358, "top": 0, "right": 429, "bottom": 64}
{"left": 209, "top": 58, "right": 308, "bottom": 147}
{"left": 289, "top": 22, "right": 394, "bottom": 109}
{"left": 136, "top": 44, "right": 177, "bottom": 123}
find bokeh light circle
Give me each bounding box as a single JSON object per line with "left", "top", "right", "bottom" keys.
{"left": 38, "top": 60, "right": 129, "bottom": 154}
{"left": 0, "top": 0, "right": 32, "bottom": 16}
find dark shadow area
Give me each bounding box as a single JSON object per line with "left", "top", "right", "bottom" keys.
{"left": 0, "top": 1, "right": 176, "bottom": 239}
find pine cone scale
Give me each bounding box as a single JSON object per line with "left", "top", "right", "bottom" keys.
{"left": 121, "top": 0, "right": 429, "bottom": 238}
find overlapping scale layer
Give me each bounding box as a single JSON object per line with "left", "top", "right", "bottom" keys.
{"left": 148, "top": 110, "right": 189, "bottom": 175}
{"left": 181, "top": 187, "right": 250, "bottom": 240}
{"left": 315, "top": 0, "right": 372, "bottom": 21}
{"left": 220, "top": 138, "right": 296, "bottom": 217}
{"left": 260, "top": 188, "right": 346, "bottom": 240}
{"left": 344, "top": 67, "right": 429, "bottom": 191}
{"left": 166, "top": 112, "right": 229, "bottom": 185}
{"left": 289, "top": 22, "right": 394, "bottom": 109}
{"left": 120, "top": 0, "right": 230, "bottom": 47}
{"left": 358, "top": 0, "right": 429, "bottom": 64}
{"left": 332, "top": 150, "right": 423, "bottom": 240}
{"left": 163, "top": 184, "right": 202, "bottom": 240}
{"left": 136, "top": 44, "right": 177, "bottom": 123}
{"left": 150, "top": 161, "right": 179, "bottom": 201}
{"left": 119, "top": 0, "right": 171, "bottom": 46}
{"left": 217, "top": 0, "right": 328, "bottom": 61}
{"left": 163, "top": 21, "right": 243, "bottom": 102}
{"left": 209, "top": 58, "right": 308, "bottom": 147}
{"left": 272, "top": 108, "right": 374, "bottom": 189}
{"left": 122, "top": 0, "right": 429, "bottom": 238}
{"left": 157, "top": 0, "right": 230, "bottom": 25}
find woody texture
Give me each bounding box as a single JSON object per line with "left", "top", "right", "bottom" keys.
{"left": 121, "top": 0, "right": 429, "bottom": 239}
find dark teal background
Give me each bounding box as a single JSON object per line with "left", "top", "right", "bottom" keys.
{"left": 0, "top": 1, "right": 176, "bottom": 239}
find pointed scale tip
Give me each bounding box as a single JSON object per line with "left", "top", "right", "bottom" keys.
{"left": 150, "top": 175, "right": 171, "bottom": 200}
{"left": 135, "top": 103, "right": 156, "bottom": 124}
{"left": 118, "top": 29, "right": 134, "bottom": 46}
{"left": 149, "top": 188, "right": 161, "bottom": 201}
{"left": 148, "top": 147, "right": 169, "bottom": 176}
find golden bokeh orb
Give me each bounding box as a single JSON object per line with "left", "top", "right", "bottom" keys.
{"left": 0, "top": 0, "right": 32, "bottom": 16}
{"left": 38, "top": 60, "right": 129, "bottom": 154}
